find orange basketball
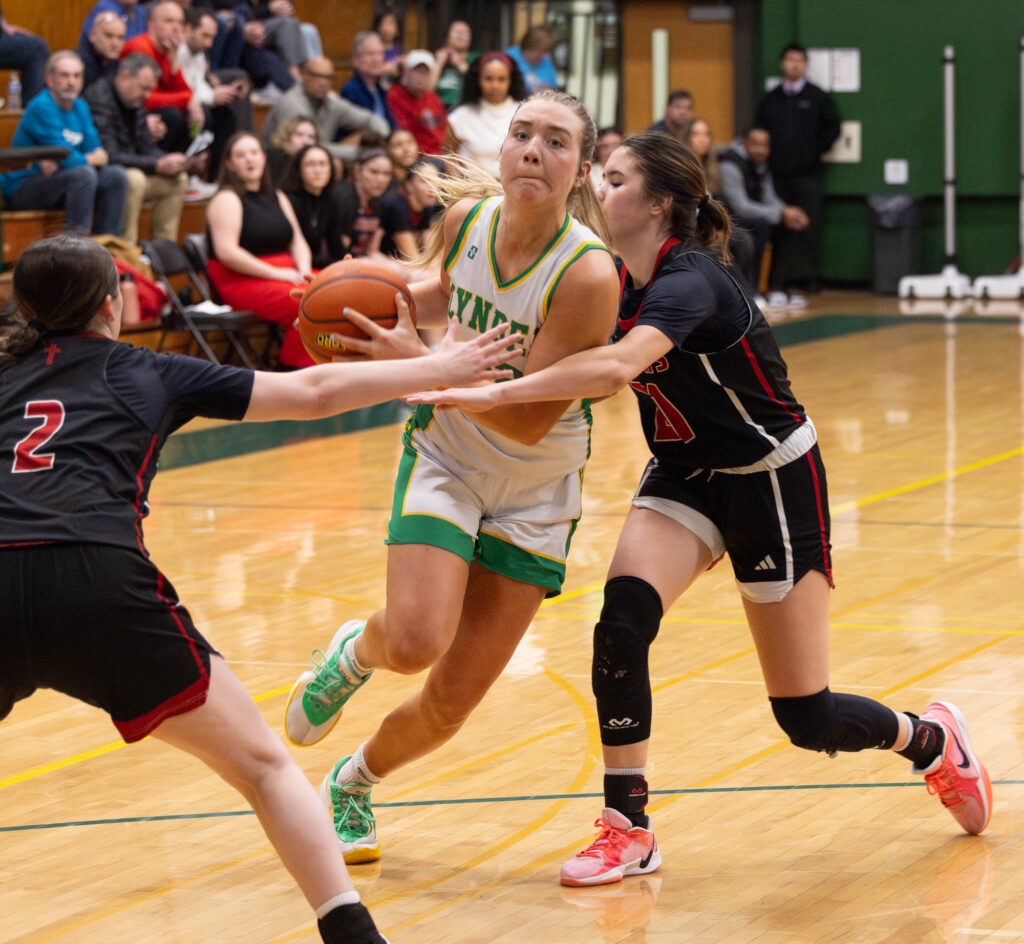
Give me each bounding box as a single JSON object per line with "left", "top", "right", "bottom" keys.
{"left": 297, "top": 259, "right": 417, "bottom": 364}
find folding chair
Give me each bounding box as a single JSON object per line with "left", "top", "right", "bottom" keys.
{"left": 182, "top": 233, "right": 282, "bottom": 366}
{"left": 143, "top": 238, "right": 261, "bottom": 369}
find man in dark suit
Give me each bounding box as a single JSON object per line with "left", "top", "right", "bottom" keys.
{"left": 755, "top": 44, "right": 840, "bottom": 295}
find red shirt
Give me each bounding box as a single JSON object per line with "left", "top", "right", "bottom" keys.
{"left": 386, "top": 84, "right": 447, "bottom": 155}
{"left": 122, "top": 33, "right": 192, "bottom": 111}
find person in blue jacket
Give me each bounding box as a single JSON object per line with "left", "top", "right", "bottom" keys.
{"left": 1, "top": 50, "right": 127, "bottom": 236}
{"left": 505, "top": 24, "right": 559, "bottom": 93}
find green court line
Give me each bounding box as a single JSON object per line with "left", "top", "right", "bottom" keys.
{"left": 6, "top": 779, "right": 1021, "bottom": 832}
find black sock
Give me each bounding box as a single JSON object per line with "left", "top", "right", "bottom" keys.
{"left": 896, "top": 714, "right": 945, "bottom": 768}
{"left": 318, "top": 902, "right": 383, "bottom": 944}
{"left": 604, "top": 773, "right": 649, "bottom": 828}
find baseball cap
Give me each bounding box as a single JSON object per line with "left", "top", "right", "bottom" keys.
{"left": 404, "top": 49, "right": 436, "bottom": 71}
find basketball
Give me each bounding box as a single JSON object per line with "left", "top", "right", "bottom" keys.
{"left": 297, "top": 259, "right": 417, "bottom": 363}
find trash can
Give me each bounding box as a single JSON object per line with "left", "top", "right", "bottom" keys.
{"left": 866, "top": 194, "right": 922, "bottom": 294}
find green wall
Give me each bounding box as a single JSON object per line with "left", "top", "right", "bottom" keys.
{"left": 756, "top": 0, "right": 1024, "bottom": 283}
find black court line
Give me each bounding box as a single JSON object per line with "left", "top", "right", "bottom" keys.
{"left": 5, "top": 779, "right": 1021, "bottom": 832}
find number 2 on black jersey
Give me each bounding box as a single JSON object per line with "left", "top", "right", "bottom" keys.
{"left": 12, "top": 400, "right": 65, "bottom": 473}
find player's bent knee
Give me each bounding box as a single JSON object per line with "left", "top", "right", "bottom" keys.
{"left": 770, "top": 688, "right": 897, "bottom": 754}
{"left": 592, "top": 576, "right": 663, "bottom": 745}
{"left": 380, "top": 635, "right": 440, "bottom": 674}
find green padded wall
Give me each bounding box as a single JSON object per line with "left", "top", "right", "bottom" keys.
{"left": 755, "top": 0, "right": 1024, "bottom": 281}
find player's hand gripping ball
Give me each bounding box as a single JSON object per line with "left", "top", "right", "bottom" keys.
{"left": 297, "top": 259, "right": 417, "bottom": 363}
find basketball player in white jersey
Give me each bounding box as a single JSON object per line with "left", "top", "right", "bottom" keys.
{"left": 284, "top": 90, "right": 622, "bottom": 862}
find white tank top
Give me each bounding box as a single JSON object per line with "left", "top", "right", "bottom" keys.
{"left": 408, "top": 196, "right": 609, "bottom": 479}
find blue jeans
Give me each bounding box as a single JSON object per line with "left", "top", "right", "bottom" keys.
{"left": 7, "top": 164, "right": 128, "bottom": 235}
{"left": 0, "top": 29, "right": 49, "bottom": 101}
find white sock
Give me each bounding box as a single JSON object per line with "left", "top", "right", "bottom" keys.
{"left": 892, "top": 712, "right": 915, "bottom": 752}
{"left": 314, "top": 890, "right": 360, "bottom": 918}
{"left": 344, "top": 635, "right": 372, "bottom": 677}
{"left": 334, "top": 743, "right": 383, "bottom": 794}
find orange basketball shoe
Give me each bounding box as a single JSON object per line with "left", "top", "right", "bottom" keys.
{"left": 913, "top": 701, "right": 993, "bottom": 835}
{"left": 560, "top": 808, "right": 661, "bottom": 887}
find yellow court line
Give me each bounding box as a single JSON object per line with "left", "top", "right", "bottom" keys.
{"left": 388, "top": 719, "right": 580, "bottom": 800}
{"left": 4, "top": 436, "right": 1017, "bottom": 794}
{"left": 0, "top": 686, "right": 290, "bottom": 793}
{"left": 0, "top": 740, "right": 129, "bottom": 791}
{"left": 832, "top": 447, "right": 1023, "bottom": 514}
{"left": 264, "top": 666, "right": 604, "bottom": 943}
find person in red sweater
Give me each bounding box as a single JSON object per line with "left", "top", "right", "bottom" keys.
{"left": 122, "top": 0, "right": 203, "bottom": 153}
{"left": 386, "top": 49, "right": 446, "bottom": 155}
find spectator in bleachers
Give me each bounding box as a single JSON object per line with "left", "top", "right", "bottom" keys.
{"left": 386, "top": 126, "right": 418, "bottom": 186}
{"left": 123, "top": 1, "right": 204, "bottom": 153}
{"left": 205, "top": 131, "right": 313, "bottom": 368}
{"left": 719, "top": 125, "right": 809, "bottom": 305}
{"left": 372, "top": 10, "right": 402, "bottom": 86}
{"left": 339, "top": 31, "right": 394, "bottom": 130}
{"left": 505, "top": 25, "right": 558, "bottom": 93}
{"left": 84, "top": 51, "right": 188, "bottom": 246}
{"left": 589, "top": 126, "right": 621, "bottom": 187}
{"left": 685, "top": 116, "right": 759, "bottom": 300}
{"left": 1, "top": 51, "right": 127, "bottom": 236}
{"left": 648, "top": 89, "right": 693, "bottom": 141}
{"left": 433, "top": 19, "right": 474, "bottom": 110}
{"left": 444, "top": 52, "right": 525, "bottom": 178}
{"left": 179, "top": 7, "right": 252, "bottom": 178}
{"left": 685, "top": 117, "right": 721, "bottom": 193}
{"left": 264, "top": 113, "right": 315, "bottom": 184}
{"left": 333, "top": 146, "right": 393, "bottom": 257}
{"left": 79, "top": 0, "right": 147, "bottom": 48}
{"left": 188, "top": 2, "right": 291, "bottom": 97}
{"left": 261, "top": 56, "right": 388, "bottom": 166}
{"left": 78, "top": 11, "right": 125, "bottom": 90}
{"left": 376, "top": 158, "right": 439, "bottom": 261}
{"left": 281, "top": 143, "right": 351, "bottom": 268}
{"left": 231, "top": 0, "right": 321, "bottom": 85}
{"left": 387, "top": 50, "right": 446, "bottom": 156}
{"left": 0, "top": 3, "right": 49, "bottom": 103}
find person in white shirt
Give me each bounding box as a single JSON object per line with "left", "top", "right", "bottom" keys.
{"left": 443, "top": 52, "right": 526, "bottom": 178}
{"left": 179, "top": 6, "right": 252, "bottom": 178}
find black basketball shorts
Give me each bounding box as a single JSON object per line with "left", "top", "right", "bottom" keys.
{"left": 634, "top": 443, "right": 834, "bottom": 603}
{"left": 0, "top": 543, "right": 219, "bottom": 742}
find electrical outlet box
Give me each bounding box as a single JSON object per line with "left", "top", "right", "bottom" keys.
{"left": 822, "top": 120, "right": 861, "bottom": 163}
{"left": 884, "top": 159, "right": 909, "bottom": 185}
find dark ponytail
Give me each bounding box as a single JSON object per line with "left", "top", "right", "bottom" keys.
{"left": 0, "top": 235, "right": 118, "bottom": 371}
{"left": 620, "top": 131, "right": 731, "bottom": 261}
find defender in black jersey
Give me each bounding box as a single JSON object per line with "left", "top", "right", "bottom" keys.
{"left": 408, "top": 133, "right": 993, "bottom": 884}
{"left": 0, "top": 235, "right": 520, "bottom": 943}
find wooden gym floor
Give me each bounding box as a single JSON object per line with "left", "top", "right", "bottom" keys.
{"left": 4, "top": 291, "right": 1024, "bottom": 944}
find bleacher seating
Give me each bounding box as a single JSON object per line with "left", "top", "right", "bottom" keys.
{"left": 0, "top": 103, "right": 276, "bottom": 361}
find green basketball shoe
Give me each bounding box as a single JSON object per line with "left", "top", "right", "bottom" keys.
{"left": 285, "top": 620, "right": 372, "bottom": 746}
{"left": 320, "top": 755, "right": 381, "bottom": 864}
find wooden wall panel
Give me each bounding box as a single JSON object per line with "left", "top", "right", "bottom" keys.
{"left": 4, "top": 2, "right": 90, "bottom": 53}
{"left": 621, "top": 2, "right": 734, "bottom": 143}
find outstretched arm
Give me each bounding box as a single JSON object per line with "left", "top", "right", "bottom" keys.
{"left": 405, "top": 324, "right": 673, "bottom": 411}
{"left": 464, "top": 248, "right": 621, "bottom": 445}
{"left": 243, "top": 320, "right": 521, "bottom": 422}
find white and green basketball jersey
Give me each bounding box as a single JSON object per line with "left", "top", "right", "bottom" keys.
{"left": 407, "top": 196, "right": 609, "bottom": 479}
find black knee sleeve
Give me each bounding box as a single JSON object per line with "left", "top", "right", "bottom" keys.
{"left": 592, "top": 576, "right": 663, "bottom": 746}
{"left": 770, "top": 687, "right": 899, "bottom": 755}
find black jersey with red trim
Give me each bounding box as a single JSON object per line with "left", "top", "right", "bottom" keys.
{"left": 0, "top": 335, "right": 254, "bottom": 551}
{"left": 613, "top": 240, "right": 806, "bottom": 470}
